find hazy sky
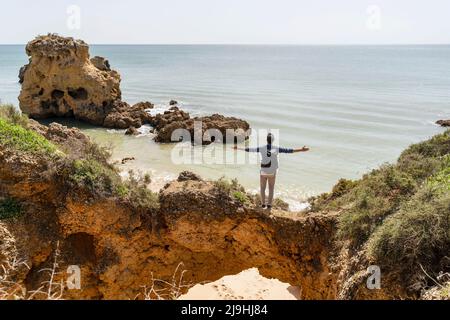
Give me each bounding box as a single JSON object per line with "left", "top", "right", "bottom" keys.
{"left": 1, "top": 0, "right": 450, "bottom": 44}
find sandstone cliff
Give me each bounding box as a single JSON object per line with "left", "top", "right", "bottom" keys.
{"left": 0, "top": 110, "right": 336, "bottom": 299}
{"left": 2, "top": 108, "right": 448, "bottom": 299}
{"left": 18, "top": 34, "right": 152, "bottom": 129}
{"left": 19, "top": 35, "right": 120, "bottom": 123}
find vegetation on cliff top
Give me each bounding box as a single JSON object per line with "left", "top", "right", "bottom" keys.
{"left": 0, "top": 104, "right": 56, "bottom": 155}
{"left": 309, "top": 129, "right": 450, "bottom": 291}
{"left": 59, "top": 133, "right": 159, "bottom": 210}
{"left": 368, "top": 162, "right": 449, "bottom": 283}
{"left": 213, "top": 176, "right": 289, "bottom": 209}
{"left": 0, "top": 103, "right": 159, "bottom": 211}
{"left": 213, "top": 177, "right": 252, "bottom": 205}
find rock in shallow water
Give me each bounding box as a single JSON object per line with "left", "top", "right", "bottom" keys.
{"left": 152, "top": 108, "right": 250, "bottom": 144}
{"left": 121, "top": 157, "right": 136, "bottom": 164}
{"left": 18, "top": 34, "right": 151, "bottom": 129}
{"left": 436, "top": 119, "right": 450, "bottom": 127}
{"left": 125, "top": 126, "right": 139, "bottom": 135}
{"left": 103, "top": 101, "right": 153, "bottom": 129}
{"left": 19, "top": 34, "right": 121, "bottom": 122}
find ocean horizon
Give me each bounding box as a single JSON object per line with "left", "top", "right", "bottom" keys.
{"left": 1, "top": 44, "right": 449, "bottom": 209}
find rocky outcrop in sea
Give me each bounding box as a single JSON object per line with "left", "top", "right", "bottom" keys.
{"left": 436, "top": 119, "right": 450, "bottom": 127}
{"left": 152, "top": 107, "right": 251, "bottom": 144}
{"left": 18, "top": 34, "right": 151, "bottom": 129}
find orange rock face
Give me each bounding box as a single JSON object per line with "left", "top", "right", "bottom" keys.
{"left": 0, "top": 123, "right": 337, "bottom": 299}
{"left": 19, "top": 34, "right": 121, "bottom": 124}
{"left": 18, "top": 34, "right": 152, "bottom": 129}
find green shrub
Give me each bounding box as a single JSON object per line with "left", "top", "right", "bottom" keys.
{"left": 127, "top": 184, "right": 159, "bottom": 210}
{"left": 324, "top": 164, "right": 418, "bottom": 244}
{"left": 61, "top": 143, "right": 159, "bottom": 209}
{"left": 309, "top": 178, "right": 358, "bottom": 211}
{"left": 426, "top": 155, "right": 450, "bottom": 192}
{"left": 0, "top": 118, "right": 56, "bottom": 155}
{"left": 118, "top": 170, "right": 159, "bottom": 210}
{"left": 232, "top": 191, "right": 251, "bottom": 205}
{"left": 399, "top": 130, "right": 450, "bottom": 160}
{"left": 82, "top": 140, "right": 113, "bottom": 166}
{"left": 0, "top": 103, "right": 29, "bottom": 127}
{"left": 213, "top": 177, "right": 245, "bottom": 195}
{"left": 213, "top": 176, "right": 254, "bottom": 205}
{"left": 272, "top": 198, "right": 290, "bottom": 211}
{"left": 331, "top": 178, "right": 358, "bottom": 198}
{"left": 366, "top": 158, "right": 450, "bottom": 288}
{"left": 396, "top": 152, "right": 442, "bottom": 181}
{"left": 0, "top": 198, "right": 22, "bottom": 220}
{"left": 115, "top": 184, "right": 129, "bottom": 197}
{"left": 69, "top": 159, "right": 120, "bottom": 195}
{"left": 62, "top": 140, "right": 122, "bottom": 196}
{"left": 439, "top": 283, "right": 450, "bottom": 299}
{"left": 367, "top": 183, "right": 450, "bottom": 280}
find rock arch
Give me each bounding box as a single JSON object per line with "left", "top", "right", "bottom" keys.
{"left": 0, "top": 144, "right": 338, "bottom": 299}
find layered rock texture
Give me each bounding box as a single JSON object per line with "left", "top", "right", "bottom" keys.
{"left": 436, "top": 119, "right": 450, "bottom": 127}
{"left": 18, "top": 34, "right": 151, "bottom": 129}
{"left": 0, "top": 117, "right": 336, "bottom": 299}
{"left": 2, "top": 110, "right": 448, "bottom": 300}
{"left": 152, "top": 107, "right": 251, "bottom": 144}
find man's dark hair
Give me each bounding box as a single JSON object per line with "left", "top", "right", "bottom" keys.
{"left": 267, "top": 133, "right": 274, "bottom": 145}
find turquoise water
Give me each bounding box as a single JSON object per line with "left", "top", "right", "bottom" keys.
{"left": 1, "top": 45, "right": 449, "bottom": 209}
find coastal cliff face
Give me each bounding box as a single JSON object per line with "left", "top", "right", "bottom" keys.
{"left": 1, "top": 106, "right": 448, "bottom": 300}
{"left": 5, "top": 35, "right": 449, "bottom": 300}
{"left": 0, "top": 118, "right": 336, "bottom": 299}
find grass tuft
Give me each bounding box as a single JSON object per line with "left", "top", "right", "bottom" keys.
{"left": 0, "top": 104, "right": 29, "bottom": 127}
{"left": 0, "top": 118, "right": 57, "bottom": 155}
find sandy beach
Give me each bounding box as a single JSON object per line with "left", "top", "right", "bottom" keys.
{"left": 180, "top": 268, "right": 301, "bottom": 300}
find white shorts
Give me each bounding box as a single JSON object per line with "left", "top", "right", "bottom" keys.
{"left": 260, "top": 170, "right": 277, "bottom": 177}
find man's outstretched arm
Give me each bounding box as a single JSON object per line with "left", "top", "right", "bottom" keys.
{"left": 292, "top": 146, "right": 310, "bottom": 153}
{"left": 232, "top": 145, "right": 260, "bottom": 152}
{"left": 278, "top": 146, "right": 309, "bottom": 153}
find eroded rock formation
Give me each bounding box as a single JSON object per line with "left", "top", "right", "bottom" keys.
{"left": 436, "top": 119, "right": 450, "bottom": 127}
{"left": 152, "top": 107, "right": 251, "bottom": 144}
{"left": 103, "top": 101, "right": 153, "bottom": 129}
{"left": 0, "top": 122, "right": 336, "bottom": 299}
{"left": 19, "top": 35, "right": 120, "bottom": 121}
{"left": 18, "top": 34, "right": 151, "bottom": 129}
{"left": 0, "top": 120, "right": 424, "bottom": 300}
